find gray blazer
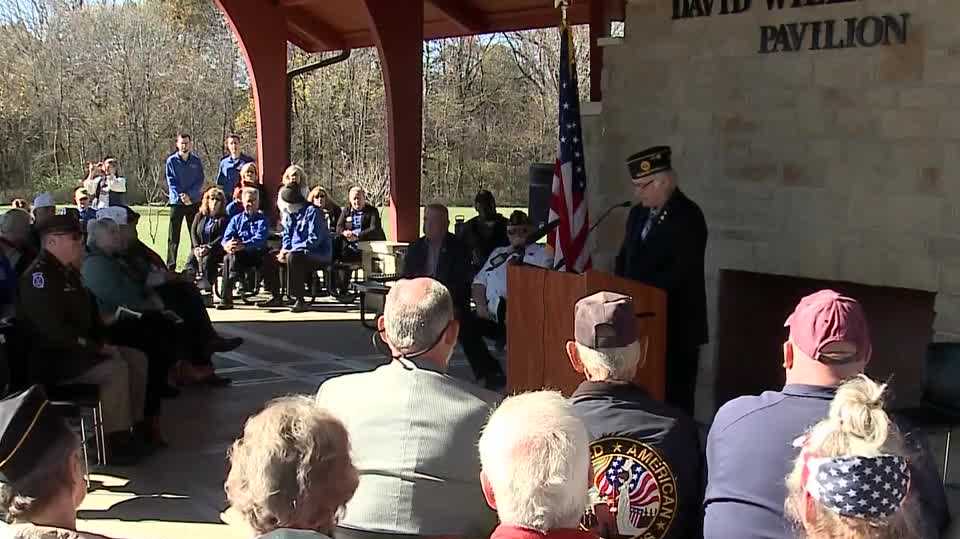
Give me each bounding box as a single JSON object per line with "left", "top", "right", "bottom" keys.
{"left": 316, "top": 361, "right": 500, "bottom": 537}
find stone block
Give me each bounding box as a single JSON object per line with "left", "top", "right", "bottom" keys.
{"left": 940, "top": 258, "right": 960, "bottom": 296}
{"left": 706, "top": 237, "right": 758, "bottom": 274}
{"left": 814, "top": 53, "right": 878, "bottom": 88}
{"left": 933, "top": 293, "right": 960, "bottom": 338}
{"left": 900, "top": 88, "right": 953, "bottom": 109}
{"left": 878, "top": 25, "right": 925, "bottom": 83}
{"left": 714, "top": 112, "right": 759, "bottom": 134}
{"left": 724, "top": 163, "right": 779, "bottom": 185}
{"left": 783, "top": 162, "right": 826, "bottom": 188}
{"left": 880, "top": 110, "right": 939, "bottom": 139}
{"left": 831, "top": 108, "right": 882, "bottom": 136}
{"left": 839, "top": 246, "right": 939, "bottom": 291}
{"left": 849, "top": 190, "right": 943, "bottom": 234}
{"left": 925, "top": 49, "right": 960, "bottom": 85}
{"left": 930, "top": 236, "right": 960, "bottom": 259}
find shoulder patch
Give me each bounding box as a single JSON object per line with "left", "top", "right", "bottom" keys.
{"left": 581, "top": 436, "right": 677, "bottom": 539}
{"left": 31, "top": 272, "right": 45, "bottom": 289}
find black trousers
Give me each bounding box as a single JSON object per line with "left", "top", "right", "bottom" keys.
{"left": 196, "top": 247, "right": 224, "bottom": 283}
{"left": 665, "top": 342, "right": 701, "bottom": 417}
{"left": 458, "top": 309, "right": 504, "bottom": 382}
{"left": 221, "top": 249, "right": 280, "bottom": 301}
{"left": 106, "top": 314, "right": 183, "bottom": 417}
{"left": 284, "top": 252, "right": 330, "bottom": 300}
{"left": 166, "top": 203, "right": 200, "bottom": 269}
{"left": 154, "top": 281, "right": 216, "bottom": 365}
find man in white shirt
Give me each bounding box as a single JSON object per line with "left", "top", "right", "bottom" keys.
{"left": 83, "top": 158, "right": 127, "bottom": 209}
{"left": 472, "top": 210, "right": 551, "bottom": 326}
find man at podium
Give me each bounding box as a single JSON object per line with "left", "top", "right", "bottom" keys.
{"left": 615, "top": 146, "right": 707, "bottom": 416}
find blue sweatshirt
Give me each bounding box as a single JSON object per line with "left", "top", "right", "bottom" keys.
{"left": 216, "top": 153, "right": 253, "bottom": 196}
{"left": 222, "top": 210, "right": 268, "bottom": 251}
{"left": 165, "top": 152, "right": 204, "bottom": 204}
{"left": 282, "top": 205, "right": 331, "bottom": 259}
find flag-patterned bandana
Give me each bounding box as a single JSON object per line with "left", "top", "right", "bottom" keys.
{"left": 803, "top": 454, "right": 910, "bottom": 521}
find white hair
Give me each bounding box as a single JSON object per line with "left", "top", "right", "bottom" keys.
{"left": 241, "top": 187, "right": 260, "bottom": 201}
{"left": 87, "top": 218, "right": 118, "bottom": 248}
{"left": 348, "top": 186, "right": 364, "bottom": 199}
{"left": 575, "top": 340, "right": 642, "bottom": 381}
{"left": 478, "top": 391, "right": 590, "bottom": 532}
{"left": 383, "top": 279, "right": 453, "bottom": 355}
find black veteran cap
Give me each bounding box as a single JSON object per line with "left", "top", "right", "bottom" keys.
{"left": 0, "top": 386, "right": 74, "bottom": 484}
{"left": 627, "top": 146, "right": 672, "bottom": 182}
{"left": 35, "top": 214, "right": 82, "bottom": 237}
{"left": 575, "top": 291, "right": 638, "bottom": 349}
{"left": 280, "top": 186, "right": 307, "bottom": 205}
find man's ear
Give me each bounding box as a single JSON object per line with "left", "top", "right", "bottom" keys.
{"left": 445, "top": 319, "right": 461, "bottom": 345}
{"left": 480, "top": 471, "right": 497, "bottom": 511}
{"left": 377, "top": 315, "right": 385, "bottom": 333}
{"left": 783, "top": 341, "right": 794, "bottom": 370}
{"left": 566, "top": 341, "right": 584, "bottom": 373}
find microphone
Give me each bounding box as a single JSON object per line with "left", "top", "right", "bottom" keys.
{"left": 552, "top": 200, "right": 631, "bottom": 272}
{"left": 524, "top": 218, "right": 561, "bottom": 246}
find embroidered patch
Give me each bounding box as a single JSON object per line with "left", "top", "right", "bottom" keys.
{"left": 31, "top": 272, "right": 45, "bottom": 289}
{"left": 581, "top": 437, "right": 677, "bottom": 539}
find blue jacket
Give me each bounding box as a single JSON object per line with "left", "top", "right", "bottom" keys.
{"left": 165, "top": 152, "right": 204, "bottom": 204}
{"left": 78, "top": 207, "right": 97, "bottom": 225}
{"left": 282, "top": 205, "right": 331, "bottom": 259}
{"left": 215, "top": 153, "right": 253, "bottom": 196}
{"left": 222, "top": 210, "right": 268, "bottom": 251}
{"left": 226, "top": 200, "right": 242, "bottom": 218}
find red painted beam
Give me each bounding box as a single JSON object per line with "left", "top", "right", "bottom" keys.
{"left": 426, "top": 0, "right": 486, "bottom": 34}
{"left": 589, "top": 0, "right": 606, "bottom": 102}
{"left": 363, "top": 0, "right": 423, "bottom": 243}
{"left": 212, "top": 0, "right": 288, "bottom": 207}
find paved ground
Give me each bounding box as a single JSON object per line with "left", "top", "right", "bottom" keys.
{"left": 72, "top": 297, "right": 960, "bottom": 539}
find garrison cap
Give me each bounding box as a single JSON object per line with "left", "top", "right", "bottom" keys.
{"left": 575, "top": 291, "right": 638, "bottom": 349}
{"left": 0, "top": 386, "right": 74, "bottom": 484}
{"left": 279, "top": 186, "right": 307, "bottom": 205}
{"left": 627, "top": 146, "right": 672, "bottom": 182}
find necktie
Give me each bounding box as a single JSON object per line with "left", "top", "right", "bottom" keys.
{"left": 641, "top": 209, "right": 659, "bottom": 241}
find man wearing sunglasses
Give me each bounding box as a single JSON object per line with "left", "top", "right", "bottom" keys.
{"left": 615, "top": 146, "right": 707, "bottom": 417}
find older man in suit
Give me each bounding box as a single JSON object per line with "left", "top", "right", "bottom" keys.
{"left": 615, "top": 146, "right": 707, "bottom": 416}
{"left": 316, "top": 278, "right": 499, "bottom": 539}
{"left": 403, "top": 204, "right": 506, "bottom": 390}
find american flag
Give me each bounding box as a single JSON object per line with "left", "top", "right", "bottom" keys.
{"left": 805, "top": 454, "right": 910, "bottom": 521}
{"left": 595, "top": 456, "right": 661, "bottom": 527}
{"left": 547, "top": 21, "right": 591, "bottom": 272}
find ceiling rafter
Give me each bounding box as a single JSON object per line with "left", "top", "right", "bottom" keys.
{"left": 283, "top": 5, "right": 348, "bottom": 52}
{"left": 426, "top": 0, "right": 486, "bottom": 34}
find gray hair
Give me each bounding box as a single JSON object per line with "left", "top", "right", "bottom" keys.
{"left": 383, "top": 279, "right": 454, "bottom": 355}
{"left": 0, "top": 209, "right": 30, "bottom": 237}
{"left": 225, "top": 396, "right": 356, "bottom": 535}
{"left": 241, "top": 187, "right": 260, "bottom": 201}
{"left": 575, "top": 341, "right": 643, "bottom": 381}
{"left": 478, "top": 391, "right": 590, "bottom": 531}
{"left": 87, "top": 218, "right": 118, "bottom": 248}
{"left": 0, "top": 434, "right": 80, "bottom": 522}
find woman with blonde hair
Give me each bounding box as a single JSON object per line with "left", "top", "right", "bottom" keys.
{"left": 225, "top": 396, "right": 358, "bottom": 539}
{"left": 308, "top": 185, "right": 342, "bottom": 232}
{"left": 190, "top": 187, "right": 230, "bottom": 292}
{"left": 277, "top": 165, "right": 310, "bottom": 218}
{"left": 785, "top": 375, "right": 917, "bottom": 539}
{"left": 229, "top": 162, "right": 268, "bottom": 218}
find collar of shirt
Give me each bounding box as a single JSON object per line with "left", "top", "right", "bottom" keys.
{"left": 491, "top": 525, "right": 597, "bottom": 539}
{"left": 781, "top": 384, "right": 839, "bottom": 400}
{"left": 572, "top": 380, "right": 650, "bottom": 401}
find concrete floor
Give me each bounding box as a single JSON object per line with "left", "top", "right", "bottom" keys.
{"left": 72, "top": 298, "right": 960, "bottom": 539}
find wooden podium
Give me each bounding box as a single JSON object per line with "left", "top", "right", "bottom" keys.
{"left": 505, "top": 266, "right": 667, "bottom": 399}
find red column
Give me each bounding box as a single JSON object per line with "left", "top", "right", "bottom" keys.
{"left": 212, "top": 0, "right": 288, "bottom": 202}
{"left": 589, "top": 0, "right": 607, "bottom": 102}
{"left": 363, "top": 0, "right": 423, "bottom": 242}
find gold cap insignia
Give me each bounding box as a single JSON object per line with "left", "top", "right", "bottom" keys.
{"left": 640, "top": 161, "right": 651, "bottom": 172}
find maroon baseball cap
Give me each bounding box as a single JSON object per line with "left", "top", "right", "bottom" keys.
{"left": 784, "top": 289, "right": 872, "bottom": 364}
{"left": 575, "top": 291, "right": 637, "bottom": 349}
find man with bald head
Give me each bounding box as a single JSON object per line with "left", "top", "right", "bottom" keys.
{"left": 316, "top": 277, "right": 499, "bottom": 539}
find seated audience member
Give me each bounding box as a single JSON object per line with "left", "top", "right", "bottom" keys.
{"left": 568, "top": 291, "right": 702, "bottom": 539}
{"left": 275, "top": 165, "right": 311, "bottom": 219}
{"left": 191, "top": 187, "right": 229, "bottom": 292}
{"left": 785, "top": 375, "right": 916, "bottom": 539}
{"left": 16, "top": 215, "right": 151, "bottom": 460}
{"left": 74, "top": 188, "right": 97, "bottom": 226}
{"left": 0, "top": 386, "right": 116, "bottom": 538}
{"left": 308, "top": 185, "right": 342, "bottom": 232}
{"left": 277, "top": 186, "right": 332, "bottom": 313}
{"left": 218, "top": 187, "right": 280, "bottom": 309}
{"left": 0, "top": 209, "right": 37, "bottom": 277}
{"left": 82, "top": 158, "right": 126, "bottom": 209}
{"left": 704, "top": 290, "right": 948, "bottom": 539}
{"left": 404, "top": 204, "right": 505, "bottom": 390}
{"left": 10, "top": 199, "right": 26, "bottom": 210}
{"left": 478, "top": 390, "right": 596, "bottom": 539}
{"left": 226, "top": 396, "right": 358, "bottom": 539}
{"left": 117, "top": 206, "right": 239, "bottom": 385}
{"left": 316, "top": 278, "right": 499, "bottom": 539}
{"left": 334, "top": 186, "right": 384, "bottom": 263}
{"left": 457, "top": 189, "right": 509, "bottom": 273}
{"left": 227, "top": 163, "right": 267, "bottom": 218}
{"left": 472, "top": 210, "right": 550, "bottom": 332}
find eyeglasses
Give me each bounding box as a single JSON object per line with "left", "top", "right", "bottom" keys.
{"left": 634, "top": 178, "right": 657, "bottom": 191}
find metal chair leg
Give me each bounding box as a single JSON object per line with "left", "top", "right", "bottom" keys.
{"left": 95, "top": 402, "right": 108, "bottom": 466}
{"left": 79, "top": 414, "right": 91, "bottom": 487}
{"left": 943, "top": 428, "right": 951, "bottom": 485}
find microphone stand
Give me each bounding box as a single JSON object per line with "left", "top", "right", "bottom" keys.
{"left": 552, "top": 200, "right": 632, "bottom": 272}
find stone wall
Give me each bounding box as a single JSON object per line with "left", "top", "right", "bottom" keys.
{"left": 589, "top": 0, "right": 960, "bottom": 350}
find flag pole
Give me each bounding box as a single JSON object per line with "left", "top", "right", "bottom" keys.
{"left": 555, "top": 0, "right": 569, "bottom": 27}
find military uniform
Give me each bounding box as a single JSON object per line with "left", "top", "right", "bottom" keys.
{"left": 615, "top": 147, "right": 707, "bottom": 415}
{"left": 572, "top": 382, "right": 704, "bottom": 539}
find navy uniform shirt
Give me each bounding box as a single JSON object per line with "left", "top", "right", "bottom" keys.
{"left": 704, "top": 384, "right": 949, "bottom": 539}
{"left": 571, "top": 381, "right": 704, "bottom": 539}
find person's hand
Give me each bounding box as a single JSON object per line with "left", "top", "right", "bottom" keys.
{"left": 99, "top": 343, "right": 119, "bottom": 357}
{"left": 476, "top": 305, "right": 491, "bottom": 320}
{"left": 276, "top": 249, "right": 289, "bottom": 263}
{"left": 341, "top": 230, "right": 355, "bottom": 240}
{"left": 179, "top": 193, "right": 192, "bottom": 205}
{"left": 86, "top": 162, "right": 97, "bottom": 177}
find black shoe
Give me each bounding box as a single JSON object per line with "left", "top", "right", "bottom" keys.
{"left": 257, "top": 295, "right": 284, "bottom": 308}
{"left": 106, "top": 432, "right": 143, "bottom": 466}
{"left": 216, "top": 301, "right": 234, "bottom": 311}
{"left": 209, "top": 336, "right": 243, "bottom": 352}
{"left": 290, "top": 299, "right": 309, "bottom": 313}
{"left": 482, "top": 371, "right": 507, "bottom": 392}
{"left": 132, "top": 421, "right": 168, "bottom": 451}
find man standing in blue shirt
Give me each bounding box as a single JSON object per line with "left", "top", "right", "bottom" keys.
{"left": 164, "top": 133, "right": 204, "bottom": 270}
{"left": 215, "top": 134, "right": 253, "bottom": 198}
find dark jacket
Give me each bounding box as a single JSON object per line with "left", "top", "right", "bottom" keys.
{"left": 191, "top": 213, "right": 228, "bottom": 251}
{"left": 336, "top": 204, "right": 385, "bottom": 242}
{"left": 571, "top": 381, "right": 704, "bottom": 539}
{"left": 705, "top": 384, "right": 949, "bottom": 539}
{"left": 615, "top": 189, "right": 708, "bottom": 346}
{"left": 402, "top": 233, "right": 472, "bottom": 310}
{"left": 16, "top": 250, "right": 104, "bottom": 382}
{"left": 457, "top": 213, "right": 509, "bottom": 272}
{"left": 322, "top": 204, "right": 342, "bottom": 233}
